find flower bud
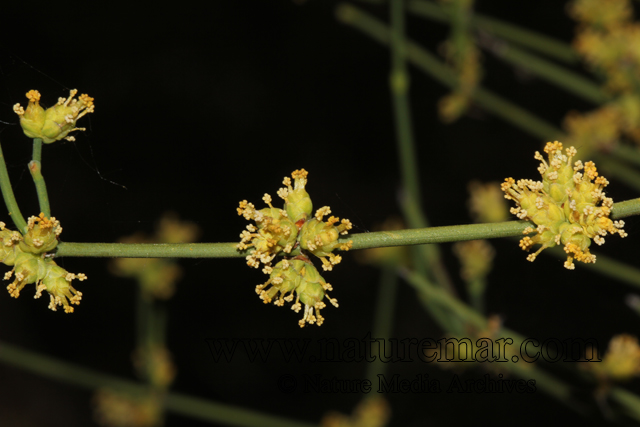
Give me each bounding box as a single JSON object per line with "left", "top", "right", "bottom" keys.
{"left": 277, "top": 169, "right": 313, "bottom": 223}
{"left": 290, "top": 259, "right": 338, "bottom": 328}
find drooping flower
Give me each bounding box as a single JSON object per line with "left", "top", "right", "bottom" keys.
{"left": 501, "top": 141, "right": 626, "bottom": 269}
{"left": 256, "top": 257, "right": 338, "bottom": 327}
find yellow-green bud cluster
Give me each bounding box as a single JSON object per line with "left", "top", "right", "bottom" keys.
{"left": 237, "top": 169, "right": 352, "bottom": 327}
{"left": 1, "top": 215, "right": 86, "bottom": 312}
{"left": 13, "top": 89, "right": 95, "bottom": 143}
{"left": 256, "top": 258, "right": 338, "bottom": 327}
{"left": 299, "top": 207, "right": 353, "bottom": 272}
{"left": 502, "top": 141, "right": 627, "bottom": 269}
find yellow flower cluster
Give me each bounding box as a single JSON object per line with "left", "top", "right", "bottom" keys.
{"left": 1, "top": 214, "right": 86, "bottom": 312}
{"left": 501, "top": 142, "right": 626, "bottom": 270}
{"left": 438, "top": 0, "right": 482, "bottom": 123}
{"left": 13, "top": 89, "right": 94, "bottom": 143}
{"left": 237, "top": 169, "right": 353, "bottom": 327}
{"left": 583, "top": 334, "right": 640, "bottom": 382}
{"left": 564, "top": 0, "right": 640, "bottom": 152}
{"left": 110, "top": 213, "right": 200, "bottom": 300}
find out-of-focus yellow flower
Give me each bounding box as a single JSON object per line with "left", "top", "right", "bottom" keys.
{"left": 93, "top": 389, "right": 162, "bottom": 427}
{"left": 568, "top": 0, "right": 632, "bottom": 30}
{"left": 467, "top": 181, "right": 509, "bottom": 223}
{"left": 584, "top": 334, "right": 640, "bottom": 382}
{"left": 133, "top": 344, "right": 176, "bottom": 389}
{"left": 437, "top": 0, "right": 482, "bottom": 123}
{"left": 110, "top": 213, "right": 199, "bottom": 300}
{"left": 453, "top": 239, "right": 495, "bottom": 282}
{"left": 321, "top": 396, "right": 391, "bottom": 427}
{"left": 357, "top": 217, "right": 410, "bottom": 268}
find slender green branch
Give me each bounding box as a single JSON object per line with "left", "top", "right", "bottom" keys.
{"left": 596, "top": 155, "right": 640, "bottom": 194}
{"left": 389, "top": 0, "right": 457, "bottom": 301}
{"left": 0, "top": 139, "right": 27, "bottom": 233}
{"left": 365, "top": 266, "right": 398, "bottom": 387}
{"left": 29, "top": 138, "right": 51, "bottom": 217}
{"left": 52, "top": 197, "right": 640, "bottom": 258}
{"left": 32, "top": 138, "right": 42, "bottom": 163}
{"left": 479, "top": 39, "right": 607, "bottom": 104}
{"left": 336, "top": 3, "right": 564, "bottom": 141}
{"left": 407, "top": 0, "right": 579, "bottom": 63}
{"left": 0, "top": 341, "right": 315, "bottom": 427}
{"left": 55, "top": 242, "right": 241, "bottom": 258}
{"left": 611, "top": 144, "right": 640, "bottom": 171}
{"left": 401, "top": 269, "right": 585, "bottom": 411}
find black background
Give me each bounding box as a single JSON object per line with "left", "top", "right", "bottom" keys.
{"left": 0, "top": 1, "right": 639, "bottom": 426}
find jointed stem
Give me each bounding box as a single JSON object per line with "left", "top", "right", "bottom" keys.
{"left": 29, "top": 138, "right": 51, "bottom": 218}
{"left": 0, "top": 340, "right": 315, "bottom": 427}
{"left": 51, "top": 196, "right": 640, "bottom": 259}
{"left": 0, "top": 139, "right": 27, "bottom": 233}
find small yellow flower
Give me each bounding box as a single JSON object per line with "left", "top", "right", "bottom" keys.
{"left": 502, "top": 141, "right": 626, "bottom": 269}
{"left": 19, "top": 213, "right": 62, "bottom": 254}
{"left": 299, "top": 208, "right": 353, "bottom": 271}
{"left": 453, "top": 240, "right": 495, "bottom": 281}
{"left": 1, "top": 217, "right": 86, "bottom": 312}
{"left": 584, "top": 334, "right": 640, "bottom": 382}
{"left": 278, "top": 169, "right": 313, "bottom": 223}
{"left": 467, "top": 181, "right": 509, "bottom": 223}
{"left": 13, "top": 89, "right": 95, "bottom": 143}
{"left": 256, "top": 258, "right": 338, "bottom": 327}
{"left": 238, "top": 169, "right": 352, "bottom": 327}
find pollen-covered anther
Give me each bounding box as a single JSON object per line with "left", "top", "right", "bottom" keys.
{"left": 339, "top": 241, "right": 353, "bottom": 251}
{"left": 13, "top": 104, "right": 25, "bottom": 115}
{"left": 326, "top": 216, "right": 339, "bottom": 226}
{"left": 519, "top": 237, "right": 534, "bottom": 250}
{"left": 338, "top": 219, "right": 352, "bottom": 234}
{"left": 315, "top": 206, "right": 331, "bottom": 221}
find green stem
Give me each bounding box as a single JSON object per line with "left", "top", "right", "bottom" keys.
{"left": 52, "top": 196, "right": 640, "bottom": 258}
{"left": 389, "top": 0, "right": 456, "bottom": 298}
{"left": 0, "top": 139, "right": 27, "bottom": 233}
{"left": 479, "top": 38, "right": 607, "bottom": 104}
{"left": 407, "top": 0, "right": 578, "bottom": 63}
{"left": 610, "top": 144, "right": 640, "bottom": 171}
{"left": 0, "top": 341, "right": 315, "bottom": 427}
{"left": 29, "top": 138, "right": 51, "bottom": 218}
{"left": 365, "top": 266, "right": 397, "bottom": 387}
{"left": 401, "top": 269, "right": 584, "bottom": 410}
{"left": 596, "top": 155, "right": 640, "bottom": 194}
{"left": 337, "top": 3, "right": 565, "bottom": 141}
